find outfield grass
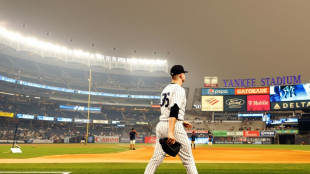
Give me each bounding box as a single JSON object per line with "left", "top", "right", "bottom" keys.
{"left": 1, "top": 144, "right": 309, "bottom": 159}
{"left": 0, "top": 163, "right": 309, "bottom": 174}
{"left": 0, "top": 144, "right": 130, "bottom": 159}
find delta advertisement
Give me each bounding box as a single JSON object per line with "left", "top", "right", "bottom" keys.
{"left": 271, "top": 100, "right": 310, "bottom": 111}
{"left": 0, "top": 112, "right": 14, "bottom": 117}
{"left": 224, "top": 96, "right": 247, "bottom": 112}
{"left": 247, "top": 95, "right": 270, "bottom": 111}
{"left": 270, "top": 84, "right": 310, "bottom": 102}
{"left": 95, "top": 136, "right": 119, "bottom": 143}
{"left": 201, "top": 96, "right": 223, "bottom": 111}
{"left": 201, "top": 88, "right": 235, "bottom": 96}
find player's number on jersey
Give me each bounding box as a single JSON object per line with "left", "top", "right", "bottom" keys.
{"left": 160, "top": 92, "right": 170, "bottom": 107}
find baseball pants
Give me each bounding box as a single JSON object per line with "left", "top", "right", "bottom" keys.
{"left": 144, "top": 121, "right": 198, "bottom": 174}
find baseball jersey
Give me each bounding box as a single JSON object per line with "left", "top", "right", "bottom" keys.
{"left": 159, "top": 83, "right": 186, "bottom": 121}
{"left": 130, "top": 131, "right": 136, "bottom": 140}
{"left": 190, "top": 134, "right": 197, "bottom": 141}
{"left": 208, "top": 135, "right": 213, "bottom": 142}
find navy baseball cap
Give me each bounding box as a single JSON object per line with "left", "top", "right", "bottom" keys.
{"left": 170, "top": 65, "right": 188, "bottom": 76}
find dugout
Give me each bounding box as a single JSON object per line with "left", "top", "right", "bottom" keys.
{"left": 277, "top": 134, "right": 295, "bottom": 144}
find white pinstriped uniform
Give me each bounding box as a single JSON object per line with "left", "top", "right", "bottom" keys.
{"left": 145, "top": 83, "right": 198, "bottom": 174}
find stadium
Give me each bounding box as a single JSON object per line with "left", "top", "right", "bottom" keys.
{"left": 1, "top": 1, "right": 310, "bottom": 174}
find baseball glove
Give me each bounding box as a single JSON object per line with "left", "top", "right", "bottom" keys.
{"left": 159, "top": 138, "right": 181, "bottom": 157}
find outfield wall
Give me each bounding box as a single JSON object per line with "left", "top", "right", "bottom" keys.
{"left": 2, "top": 131, "right": 304, "bottom": 145}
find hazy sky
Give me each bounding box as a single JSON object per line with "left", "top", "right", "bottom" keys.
{"left": 1, "top": 0, "right": 310, "bottom": 107}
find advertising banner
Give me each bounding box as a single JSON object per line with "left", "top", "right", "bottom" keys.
{"left": 286, "top": 118, "right": 298, "bottom": 123}
{"left": 53, "top": 139, "right": 65, "bottom": 143}
{"left": 270, "top": 84, "right": 310, "bottom": 102}
{"left": 88, "top": 136, "right": 95, "bottom": 143}
{"left": 144, "top": 136, "right": 157, "bottom": 143}
{"left": 235, "top": 87, "right": 270, "bottom": 95}
{"left": 271, "top": 101, "right": 310, "bottom": 111}
{"left": 212, "top": 131, "right": 227, "bottom": 137}
{"left": 224, "top": 95, "right": 247, "bottom": 112}
{"left": 95, "top": 136, "right": 119, "bottom": 143}
{"left": 0, "top": 75, "right": 160, "bottom": 100}
{"left": 136, "top": 122, "right": 149, "bottom": 125}
{"left": 188, "top": 138, "right": 208, "bottom": 144}
{"left": 16, "top": 114, "right": 34, "bottom": 120}
{"left": 120, "top": 137, "right": 144, "bottom": 143}
{"left": 59, "top": 105, "right": 101, "bottom": 112}
{"left": 276, "top": 130, "right": 299, "bottom": 134}
{"left": 112, "top": 121, "right": 120, "bottom": 124}
{"left": 247, "top": 95, "right": 270, "bottom": 111}
{"left": 56, "top": 117, "right": 72, "bottom": 122}
{"left": 151, "top": 105, "right": 160, "bottom": 108}
{"left": 243, "top": 131, "right": 260, "bottom": 137}
{"left": 32, "top": 139, "right": 53, "bottom": 144}
{"left": 260, "top": 131, "right": 276, "bottom": 137}
{"left": 75, "top": 119, "right": 90, "bottom": 123}
{"left": 37, "top": 116, "right": 54, "bottom": 121}
{"left": 227, "top": 131, "right": 244, "bottom": 136}
{"left": 213, "top": 137, "right": 235, "bottom": 144}
{"left": 202, "top": 88, "right": 235, "bottom": 96}
{"left": 93, "top": 120, "right": 109, "bottom": 124}
{"left": 201, "top": 96, "right": 224, "bottom": 111}
{"left": 0, "top": 112, "right": 14, "bottom": 117}
{"left": 238, "top": 113, "right": 264, "bottom": 117}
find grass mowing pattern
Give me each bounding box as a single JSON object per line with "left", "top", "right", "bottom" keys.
{"left": 0, "top": 163, "right": 310, "bottom": 174}
{"left": 1, "top": 144, "right": 310, "bottom": 159}
{"left": 0, "top": 144, "right": 129, "bottom": 159}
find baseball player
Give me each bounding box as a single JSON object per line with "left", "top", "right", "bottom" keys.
{"left": 129, "top": 128, "right": 138, "bottom": 150}
{"left": 190, "top": 131, "right": 198, "bottom": 149}
{"left": 208, "top": 134, "right": 213, "bottom": 148}
{"left": 145, "top": 65, "right": 198, "bottom": 174}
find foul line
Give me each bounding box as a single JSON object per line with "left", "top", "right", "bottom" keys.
{"left": 0, "top": 172, "right": 71, "bottom": 174}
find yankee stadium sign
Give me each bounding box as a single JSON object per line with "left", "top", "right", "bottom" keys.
{"left": 223, "top": 75, "right": 301, "bottom": 87}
